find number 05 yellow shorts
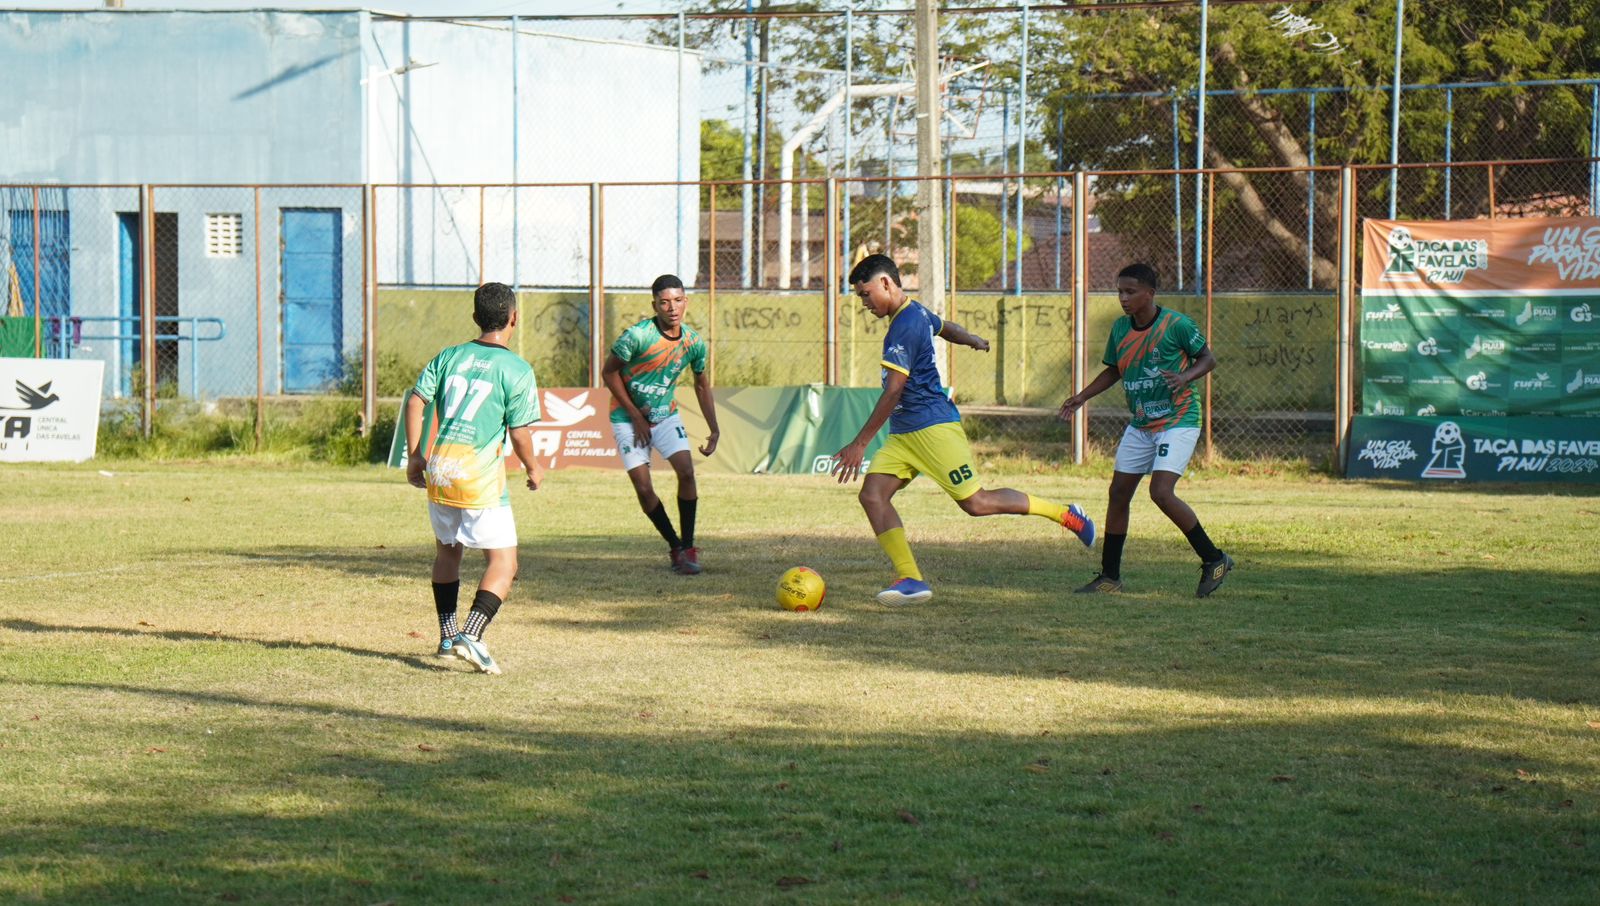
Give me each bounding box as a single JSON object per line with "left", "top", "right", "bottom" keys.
{"left": 866, "top": 421, "right": 981, "bottom": 501}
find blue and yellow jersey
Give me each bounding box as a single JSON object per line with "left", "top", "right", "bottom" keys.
{"left": 608, "top": 316, "right": 708, "bottom": 424}
{"left": 412, "top": 340, "right": 540, "bottom": 509}
{"left": 1102, "top": 307, "right": 1208, "bottom": 430}
{"left": 881, "top": 299, "right": 960, "bottom": 435}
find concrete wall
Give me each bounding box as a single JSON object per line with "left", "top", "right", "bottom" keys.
{"left": 375, "top": 289, "right": 1339, "bottom": 413}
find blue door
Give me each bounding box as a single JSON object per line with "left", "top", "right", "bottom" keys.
{"left": 9, "top": 209, "right": 71, "bottom": 350}
{"left": 117, "top": 213, "right": 140, "bottom": 395}
{"left": 280, "top": 209, "right": 343, "bottom": 392}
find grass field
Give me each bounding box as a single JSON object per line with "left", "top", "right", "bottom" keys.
{"left": 1, "top": 462, "right": 1597, "bottom": 904}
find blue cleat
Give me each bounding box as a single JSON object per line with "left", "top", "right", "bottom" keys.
{"left": 1063, "top": 503, "right": 1096, "bottom": 548}
{"left": 451, "top": 633, "right": 502, "bottom": 675}
{"left": 435, "top": 636, "right": 456, "bottom": 658}
{"left": 876, "top": 577, "right": 933, "bottom": 607}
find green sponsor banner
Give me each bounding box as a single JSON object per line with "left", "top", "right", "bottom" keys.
{"left": 1363, "top": 292, "right": 1600, "bottom": 418}
{"left": 1347, "top": 415, "right": 1600, "bottom": 483}
{"left": 387, "top": 384, "right": 888, "bottom": 476}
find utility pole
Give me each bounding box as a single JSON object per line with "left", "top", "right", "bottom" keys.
{"left": 913, "top": 0, "right": 945, "bottom": 317}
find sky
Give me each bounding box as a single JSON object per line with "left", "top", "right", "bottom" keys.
{"left": 10, "top": 1, "right": 676, "bottom": 14}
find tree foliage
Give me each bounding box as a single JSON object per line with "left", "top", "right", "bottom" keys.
{"left": 673, "top": 2, "right": 1599, "bottom": 287}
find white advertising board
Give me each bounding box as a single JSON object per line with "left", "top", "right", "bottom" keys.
{"left": 0, "top": 358, "right": 105, "bottom": 463}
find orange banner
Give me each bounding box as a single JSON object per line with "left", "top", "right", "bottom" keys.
{"left": 1363, "top": 216, "right": 1600, "bottom": 293}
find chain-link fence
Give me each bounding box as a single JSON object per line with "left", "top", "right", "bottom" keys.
{"left": 4, "top": 157, "right": 1591, "bottom": 466}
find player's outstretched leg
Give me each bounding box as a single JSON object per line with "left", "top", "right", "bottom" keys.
{"left": 954, "top": 489, "right": 1096, "bottom": 548}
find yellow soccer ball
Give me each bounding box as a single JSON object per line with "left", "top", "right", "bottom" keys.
{"left": 776, "top": 566, "right": 826, "bottom": 612}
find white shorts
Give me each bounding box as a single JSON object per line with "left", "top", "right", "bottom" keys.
{"left": 429, "top": 501, "right": 517, "bottom": 550}
{"left": 1114, "top": 425, "right": 1201, "bottom": 476}
{"left": 611, "top": 412, "right": 692, "bottom": 471}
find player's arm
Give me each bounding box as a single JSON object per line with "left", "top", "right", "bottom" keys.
{"left": 693, "top": 369, "right": 720, "bottom": 456}
{"left": 507, "top": 424, "right": 543, "bottom": 491}
{"left": 601, "top": 352, "right": 652, "bottom": 446}
{"left": 403, "top": 389, "right": 429, "bottom": 488}
{"left": 831, "top": 369, "right": 907, "bottom": 484}
{"left": 1161, "top": 345, "right": 1217, "bottom": 392}
{"left": 937, "top": 320, "right": 990, "bottom": 352}
{"left": 1057, "top": 364, "right": 1121, "bottom": 422}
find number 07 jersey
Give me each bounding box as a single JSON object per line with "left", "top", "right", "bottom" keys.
{"left": 412, "top": 340, "right": 541, "bottom": 509}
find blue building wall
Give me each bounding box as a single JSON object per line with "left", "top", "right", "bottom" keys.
{"left": 0, "top": 10, "right": 365, "bottom": 184}
{"left": 0, "top": 10, "right": 701, "bottom": 399}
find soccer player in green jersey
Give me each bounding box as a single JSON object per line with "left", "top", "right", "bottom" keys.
{"left": 405, "top": 282, "right": 542, "bottom": 674}
{"left": 831, "top": 255, "right": 1095, "bottom": 606}
{"left": 601, "top": 274, "right": 721, "bottom": 574}
{"left": 1057, "top": 263, "right": 1234, "bottom": 597}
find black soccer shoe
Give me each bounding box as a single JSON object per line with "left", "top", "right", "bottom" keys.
{"left": 1196, "top": 553, "right": 1235, "bottom": 598}
{"left": 1074, "top": 574, "right": 1123, "bottom": 594}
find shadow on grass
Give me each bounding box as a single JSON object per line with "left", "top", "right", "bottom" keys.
{"left": 0, "top": 619, "right": 450, "bottom": 673}
{"left": 153, "top": 529, "right": 1600, "bottom": 706}
{"left": 1, "top": 678, "right": 1594, "bottom": 904}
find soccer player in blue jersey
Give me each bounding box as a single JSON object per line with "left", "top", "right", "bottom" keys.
{"left": 1057, "top": 262, "right": 1232, "bottom": 597}
{"left": 830, "top": 255, "right": 1096, "bottom": 605}
{"left": 405, "top": 282, "right": 542, "bottom": 674}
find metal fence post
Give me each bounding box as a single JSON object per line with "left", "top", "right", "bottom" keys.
{"left": 1071, "top": 170, "right": 1088, "bottom": 465}
{"left": 1335, "top": 165, "right": 1356, "bottom": 470}
{"left": 141, "top": 185, "right": 156, "bottom": 438}
{"left": 254, "top": 187, "right": 264, "bottom": 450}
{"left": 708, "top": 183, "right": 718, "bottom": 386}
{"left": 825, "top": 176, "right": 839, "bottom": 385}
{"left": 362, "top": 185, "right": 376, "bottom": 437}
{"left": 1204, "top": 172, "right": 1215, "bottom": 465}
{"left": 31, "top": 187, "right": 41, "bottom": 358}
{"left": 589, "top": 182, "right": 604, "bottom": 387}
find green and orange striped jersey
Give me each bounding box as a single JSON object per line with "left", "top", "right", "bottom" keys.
{"left": 1102, "top": 307, "right": 1208, "bottom": 430}
{"left": 608, "top": 316, "right": 708, "bottom": 424}
{"left": 412, "top": 340, "right": 540, "bottom": 509}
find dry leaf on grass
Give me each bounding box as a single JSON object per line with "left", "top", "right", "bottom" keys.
{"left": 1270, "top": 775, "right": 1294, "bottom": 783}
{"left": 417, "top": 743, "right": 436, "bottom": 752}
{"left": 691, "top": 870, "right": 709, "bottom": 879}
{"left": 776, "top": 876, "right": 812, "bottom": 889}
{"left": 406, "top": 631, "right": 424, "bottom": 639}
{"left": 896, "top": 809, "right": 921, "bottom": 825}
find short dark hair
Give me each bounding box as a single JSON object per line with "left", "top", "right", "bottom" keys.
{"left": 1117, "top": 262, "right": 1159, "bottom": 291}
{"left": 848, "top": 254, "right": 901, "bottom": 287}
{"left": 651, "top": 274, "right": 685, "bottom": 297}
{"left": 472, "top": 282, "right": 517, "bottom": 331}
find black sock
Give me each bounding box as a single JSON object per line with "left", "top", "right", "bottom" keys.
{"left": 1101, "top": 534, "right": 1126, "bottom": 581}
{"left": 432, "top": 580, "right": 460, "bottom": 640}
{"left": 646, "top": 501, "right": 681, "bottom": 549}
{"left": 463, "top": 589, "right": 503, "bottom": 641}
{"left": 1185, "top": 522, "right": 1223, "bottom": 562}
{"left": 678, "top": 497, "right": 697, "bottom": 549}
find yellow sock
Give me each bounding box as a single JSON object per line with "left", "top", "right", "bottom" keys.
{"left": 875, "top": 527, "right": 922, "bottom": 581}
{"left": 1027, "top": 495, "right": 1066, "bottom": 523}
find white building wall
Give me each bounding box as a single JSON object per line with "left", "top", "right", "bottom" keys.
{"left": 366, "top": 19, "right": 702, "bottom": 288}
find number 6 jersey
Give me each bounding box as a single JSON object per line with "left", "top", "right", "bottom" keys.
{"left": 412, "top": 340, "right": 541, "bottom": 509}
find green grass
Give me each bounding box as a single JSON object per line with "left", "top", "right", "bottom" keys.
{"left": 1, "top": 463, "right": 1597, "bottom": 904}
